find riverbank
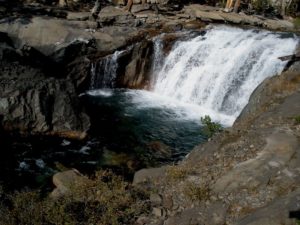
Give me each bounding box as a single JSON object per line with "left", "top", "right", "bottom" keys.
{"left": 131, "top": 61, "right": 300, "bottom": 225}
{"left": 0, "top": 1, "right": 300, "bottom": 224}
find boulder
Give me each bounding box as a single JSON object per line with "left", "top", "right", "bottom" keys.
{"left": 0, "top": 17, "right": 97, "bottom": 56}
{"left": 263, "top": 19, "right": 294, "bottom": 30}
{"left": 133, "top": 166, "right": 167, "bottom": 185}
{"left": 51, "top": 169, "right": 85, "bottom": 198}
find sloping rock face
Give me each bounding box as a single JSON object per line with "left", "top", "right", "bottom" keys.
{"left": 133, "top": 66, "right": 300, "bottom": 224}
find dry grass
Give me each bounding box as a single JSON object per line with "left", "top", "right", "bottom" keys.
{"left": 0, "top": 170, "right": 150, "bottom": 225}
{"left": 270, "top": 72, "right": 300, "bottom": 95}
{"left": 166, "top": 165, "right": 195, "bottom": 182}
{"left": 294, "top": 115, "right": 300, "bottom": 125}
{"left": 183, "top": 182, "right": 211, "bottom": 202}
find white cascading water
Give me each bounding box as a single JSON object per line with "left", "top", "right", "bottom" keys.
{"left": 90, "top": 50, "right": 125, "bottom": 89}
{"left": 153, "top": 25, "right": 299, "bottom": 125}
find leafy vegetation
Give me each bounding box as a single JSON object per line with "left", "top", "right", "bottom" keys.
{"left": 0, "top": 171, "right": 150, "bottom": 225}
{"left": 201, "top": 115, "right": 223, "bottom": 138}
{"left": 294, "top": 115, "right": 300, "bottom": 125}
{"left": 251, "top": 0, "right": 275, "bottom": 15}
{"left": 294, "top": 17, "right": 300, "bottom": 29}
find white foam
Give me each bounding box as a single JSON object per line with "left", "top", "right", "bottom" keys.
{"left": 86, "top": 89, "right": 113, "bottom": 97}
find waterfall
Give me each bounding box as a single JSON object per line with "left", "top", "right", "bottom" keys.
{"left": 150, "top": 35, "right": 165, "bottom": 87}
{"left": 153, "top": 25, "right": 299, "bottom": 125}
{"left": 90, "top": 50, "right": 125, "bottom": 89}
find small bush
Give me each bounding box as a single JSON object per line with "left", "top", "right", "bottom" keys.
{"left": 294, "top": 18, "right": 300, "bottom": 29}
{"left": 183, "top": 182, "right": 211, "bottom": 202}
{"left": 251, "top": 0, "right": 275, "bottom": 14}
{"left": 294, "top": 115, "right": 300, "bottom": 125}
{"left": 201, "top": 115, "right": 223, "bottom": 138}
{"left": 166, "top": 165, "right": 192, "bottom": 181}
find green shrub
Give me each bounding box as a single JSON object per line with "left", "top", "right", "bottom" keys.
{"left": 251, "top": 0, "right": 274, "bottom": 14}
{"left": 294, "top": 18, "right": 300, "bottom": 29}
{"left": 201, "top": 115, "right": 223, "bottom": 138}
{"left": 294, "top": 115, "right": 300, "bottom": 125}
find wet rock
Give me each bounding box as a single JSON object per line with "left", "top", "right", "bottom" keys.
{"left": 118, "top": 39, "right": 153, "bottom": 89}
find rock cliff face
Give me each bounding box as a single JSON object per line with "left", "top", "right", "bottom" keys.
{"left": 0, "top": 32, "right": 90, "bottom": 139}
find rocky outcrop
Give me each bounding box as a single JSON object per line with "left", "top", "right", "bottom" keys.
{"left": 0, "top": 32, "right": 90, "bottom": 139}
{"left": 0, "top": 9, "right": 151, "bottom": 138}
{"left": 183, "top": 4, "right": 296, "bottom": 31}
